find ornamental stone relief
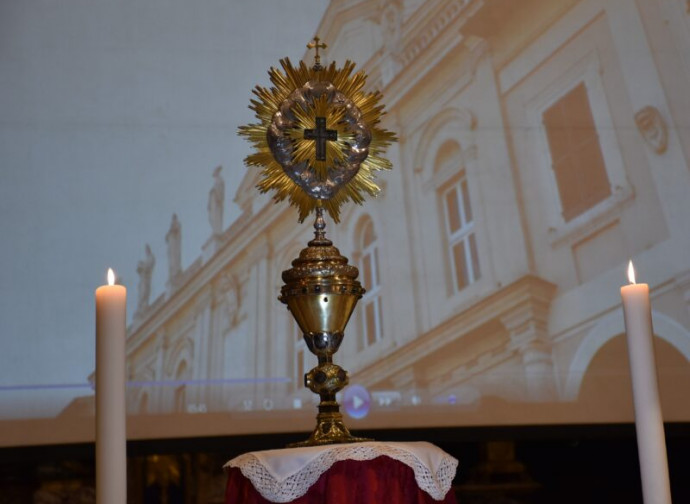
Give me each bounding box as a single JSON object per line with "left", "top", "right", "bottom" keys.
{"left": 634, "top": 105, "right": 668, "bottom": 155}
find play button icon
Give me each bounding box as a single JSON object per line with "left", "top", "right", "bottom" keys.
{"left": 343, "top": 384, "right": 371, "bottom": 419}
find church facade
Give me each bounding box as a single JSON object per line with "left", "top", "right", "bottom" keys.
{"left": 125, "top": 0, "right": 690, "bottom": 427}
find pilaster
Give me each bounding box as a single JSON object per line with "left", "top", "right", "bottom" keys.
{"left": 153, "top": 329, "right": 166, "bottom": 412}
{"left": 500, "top": 278, "right": 558, "bottom": 402}
{"left": 245, "top": 235, "right": 272, "bottom": 407}
{"left": 190, "top": 290, "right": 213, "bottom": 408}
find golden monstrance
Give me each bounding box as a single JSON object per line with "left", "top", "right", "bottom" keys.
{"left": 239, "top": 37, "right": 396, "bottom": 446}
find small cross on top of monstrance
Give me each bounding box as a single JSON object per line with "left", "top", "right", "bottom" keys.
{"left": 303, "top": 38, "right": 338, "bottom": 162}
{"left": 238, "top": 38, "right": 396, "bottom": 446}
{"left": 306, "top": 36, "right": 327, "bottom": 71}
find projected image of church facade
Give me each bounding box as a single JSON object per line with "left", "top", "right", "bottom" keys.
{"left": 118, "top": 0, "right": 690, "bottom": 426}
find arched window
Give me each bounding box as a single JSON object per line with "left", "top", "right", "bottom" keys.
{"left": 436, "top": 140, "right": 481, "bottom": 293}
{"left": 174, "top": 360, "right": 187, "bottom": 413}
{"left": 357, "top": 216, "right": 383, "bottom": 349}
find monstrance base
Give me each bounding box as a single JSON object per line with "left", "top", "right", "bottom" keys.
{"left": 287, "top": 411, "right": 371, "bottom": 448}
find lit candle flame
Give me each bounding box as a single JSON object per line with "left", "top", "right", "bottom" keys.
{"left": 107, "top": 268, "right": 116, "bottom": 286}
{"left": 627, "top": 260, "right": 636, "bottom": 285}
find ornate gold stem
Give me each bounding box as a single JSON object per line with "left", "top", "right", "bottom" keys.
{"left": 280, "top": 212, "right": 371, "bottom": 447}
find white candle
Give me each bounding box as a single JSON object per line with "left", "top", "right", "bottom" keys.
{"left": 95, "top": 268, "right": 127, "bottom": 504}
{"left": 620, "top": 261, "right": 671, "bottom": 504}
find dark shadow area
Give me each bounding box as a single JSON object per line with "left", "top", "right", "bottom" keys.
{"left": 2, "top": 423, "right": 690, "bottom": 503}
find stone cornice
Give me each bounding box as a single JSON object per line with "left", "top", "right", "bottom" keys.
{"left": 377, "top": 10, "right": 489, "bottom": 113}
{"left": 316, "top": 0, "right": 485, "bottom": 98}
{"left": 353, "top": 274, "right": 556, "bottom": 386}
{"left": 398, "top": 0, "right": 482, "bottom": 68}
{"left": 311, "top": 0, "right": 381, "bottom": 58}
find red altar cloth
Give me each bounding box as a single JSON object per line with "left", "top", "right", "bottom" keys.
{"left": 225, "top": 455, "right": 457, "bottom": 504}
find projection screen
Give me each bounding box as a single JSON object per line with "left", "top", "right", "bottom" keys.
{"left": 2, "top": 0, "right": 690, "bottom": 447}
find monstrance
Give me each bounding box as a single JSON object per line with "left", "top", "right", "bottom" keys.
{"left": 239, "top": 37, "right": 396, "bottom": 446}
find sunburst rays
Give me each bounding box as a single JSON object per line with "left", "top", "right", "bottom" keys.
{"left": 238, "top": 58, "right": 397, "bottom": 223}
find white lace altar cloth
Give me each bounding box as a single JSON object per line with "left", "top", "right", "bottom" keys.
{"left": 224, "top": 441, "right": 458, "bottom": 503}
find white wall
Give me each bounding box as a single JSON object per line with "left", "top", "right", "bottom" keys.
{"left": 0, "top": 0, "right": 328, "bottom": 417}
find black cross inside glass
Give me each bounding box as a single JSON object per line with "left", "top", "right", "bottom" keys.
{"left": 304, "top": 117, "right": 338, "bottom": 161}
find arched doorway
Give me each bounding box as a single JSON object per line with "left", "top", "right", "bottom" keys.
{"left": 578, "top": 334, "right": 690, "bottom": 421}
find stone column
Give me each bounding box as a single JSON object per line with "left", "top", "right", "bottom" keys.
{"left": 252, "top": 239, "right": 272, "bottom": 410}
{"left": 673, "top": 271, "right": 690, "bottom": 317}
{"left": 190, "top": 292, "right": 212, "bottom": 410}
{"left": 239, "top": 237, "right": 270, "bottom": 411}
{"left": 522, "top": 340, "right": 557, "bottom": 402}
{"left": 500, "top": 276, "right": 558, "bottom": 402}
{"left": 208, "top": 278, "right": 231, "bottom": 411}
{"left": 153, "top": 329, "right": 166, "bottom": 413}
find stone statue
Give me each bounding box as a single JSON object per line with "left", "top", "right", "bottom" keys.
{"left": 221, "top": 273, "right": 243, "bottom": 328}
{"left": 208, "top": 165, "right": 225, "bottom": 235}
{"left": 136, "top": 244, "right": 155, "bottom": 313}
{"left": 381, "top": 0, "right": 403, "bottom": 56}
{"left": 379, "top": 0, "right": 403, "bottom": 85}
{"left": 166, "top": 213, "right": 182, "bottom": 281}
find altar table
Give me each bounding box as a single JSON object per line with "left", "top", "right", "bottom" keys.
{"left": 224, "top": 441, "right": 458, "bottom": 504}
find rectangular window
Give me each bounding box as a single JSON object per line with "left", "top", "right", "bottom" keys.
{"left": 469, "top": 233, "right": 480, "bottom": 281}
{"left": 445, "top": 189, "right": 461, "bottom": 233}
{"left": 359, "top": 219, "right": 383, "bottom": 350}
{"left": 452, "top": 241, "right": 468, "bottom": 289}
{"left": 362, "top": 254, "right": 372, "bottom": 287}
{"left": 365, "top": 302, "right": 377, "bottom": 347}
{"left": 363, "top": 297, "right": 383, "bottom": 348}
{"left": 543, "top": 82, "right": 611, "bottom": 222}
{"left": 442, "top": 174, "right": 480, "bottom": 294}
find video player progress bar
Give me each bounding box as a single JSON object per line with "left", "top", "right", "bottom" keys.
{"left": 0, "top": 377, "right": 292, "bottom": 392}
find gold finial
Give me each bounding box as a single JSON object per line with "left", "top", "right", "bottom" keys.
{"left": 307, "top": 36, "right": 327, "bottom": 70}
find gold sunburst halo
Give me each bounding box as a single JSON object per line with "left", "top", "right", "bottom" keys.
{"left": 239, "top": 57, "right": 397, "bottom": 223}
